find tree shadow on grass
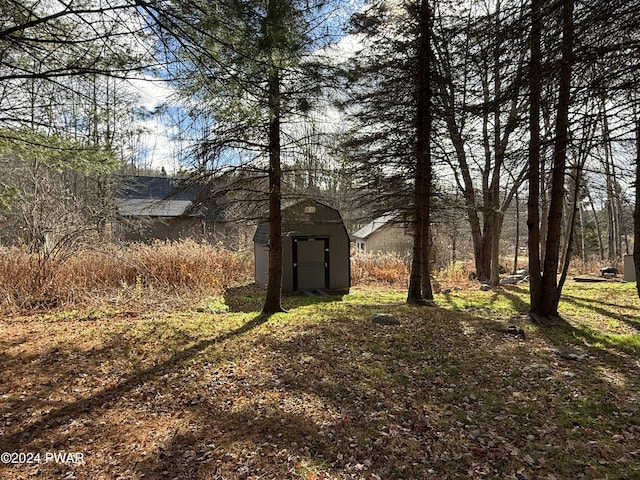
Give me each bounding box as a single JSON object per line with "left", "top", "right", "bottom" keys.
{"left": 438, "top": 285, "right": 531, "bottom": 318}
{"left": 560, "top": 293, "right": 640, "bottom": 332}
{"left": 0, "top": 312, "right": 273, "bottom": 454}
{"left": 128, "top": 302, "right": 640, "bottom": 480}
{"left": 224, "top": 283, "right": 344, "bottom": 313}
{"left": 488, "top": 287, "right": 531, "bottom": 315}
{"left": 4, "top": 295, "right": 640, "bottom": 479}
{"left": 131, "top": 305, "right": 474, "bottom": 480}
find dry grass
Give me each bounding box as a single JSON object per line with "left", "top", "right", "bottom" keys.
{"left": 351, "top": 254, "right": 479, "bottom": 289}
{"left": 0, "top": 240, "right": 253, "bottom": 314}
{"left": 0, "top": 240, "right": 628, "bottom": 317}
{"left": 350, "top": 252, "right": 409, "bottom": 286}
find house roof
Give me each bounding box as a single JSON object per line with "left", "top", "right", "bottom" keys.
{"left": 253, "top": 223, "right": 270, "bottom": 245}
{"left": 115, "top": 199, "right": 193, "bottom": 217}
{"left": 114, "top": 176, "right": 222, "bottom": 220}
{"left": 352, "top": 214, "right": 398, "bottom": 240}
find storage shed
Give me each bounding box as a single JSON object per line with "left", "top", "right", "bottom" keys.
{"left": 253, "top": 199, "right": 351, "bottom": 294}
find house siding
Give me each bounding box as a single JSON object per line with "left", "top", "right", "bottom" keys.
{"left": 364, "top": 225, "right": 413, "bottom": 257}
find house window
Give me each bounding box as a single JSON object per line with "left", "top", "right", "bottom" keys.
{"left": 357, "top": 241, "right": 366, "bottom": 252}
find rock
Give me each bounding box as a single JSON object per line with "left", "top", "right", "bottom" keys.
{"left": 548, "top": 346, "right": 589, "bottom": 361}
{"left": 371, "top": 313, "right": 401, "bottom": 325}
{"left": 479, "top": 284, "right": 491, "bottom": 291}
{"left": 500, "top": 275, "right": 524, "bottom": 285}
{"left": 523, "top": 363, "right": 551, "bottom": 376}
{"left": 505, "top": 325, "right": 526, "bottom": 338}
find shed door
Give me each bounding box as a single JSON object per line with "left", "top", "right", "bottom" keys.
{"left": 293, "top": 237, "right": 329, "bottom": 291}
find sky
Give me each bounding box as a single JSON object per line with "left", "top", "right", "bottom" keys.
{"left": 125, "top": 76, "right": 182, "bottom": 173}
{"left": 125, "top": 0, "right": 365, "bottom": 175}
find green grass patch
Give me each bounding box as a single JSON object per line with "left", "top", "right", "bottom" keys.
{"left": 2, "top": 283, "right": 639, "bottom": 480}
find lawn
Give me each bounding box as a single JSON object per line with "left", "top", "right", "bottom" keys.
{"left": 1, "top": 282, "right": 639, "bottom": 479}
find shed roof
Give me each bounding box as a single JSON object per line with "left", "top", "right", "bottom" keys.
{"left": 253, "top": 199, "right": 347, "bottom": 245}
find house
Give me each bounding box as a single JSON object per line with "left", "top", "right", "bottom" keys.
{"left": 113, "top": 176, "right": 224, "bottom": 243}
{"left": 352, "top": 214, "right": 413, "bottom": 256}
{"left": 253, "top": 199, "right": 351, "bottom": 293}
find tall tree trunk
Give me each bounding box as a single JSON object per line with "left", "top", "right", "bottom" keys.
{"left": 602, "top": 105, "right": 619, "bottom": 260}
{"left": 579, "top": 197, "right": 586, "bottom": 266}
{"left": 262, "top": 67, "right": 286, "bottom": 314}
{"left": 634, "top": 114, "right": 640, "bottom": 298}
{"left": 474, "top": 233, "right": 492, "bottom": 283}
{"left": 527, "top": 0, "right": 543, "bottom": 315}
{"left": 489, "top": 0, "right": 502, "bottom": 287}
{"left": 513, "top": 190, "right": 520, "bottom": 274}
{"left": 421, "top": 219, "right": 434, "bottom": 301}
{"left": 558, "top": 164, "right": 582, "bottom": 293}
{"left": 538, "top": 0, "right": 573, "bottom": 318}
{"left": 408, "top": 0, "right": 433, "bottom": 304}
{"left": 490, "top": 211, "right": 503, "bottom": 285}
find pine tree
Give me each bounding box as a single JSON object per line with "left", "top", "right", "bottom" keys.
{"left": 148, "top": 0, "right": 339, "bottom": 313}
{"left": 344, "top": 0, "right": 436, "bottom": 304}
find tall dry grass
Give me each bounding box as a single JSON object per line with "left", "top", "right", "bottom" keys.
{"left": 351, "top": 252, "right": 410, "bottom": 286}
{"left": 351, "top": 253, "right": 485, "bottom": 287}
{"left": 0, "top": 240, "right": 253, "bottom": 313}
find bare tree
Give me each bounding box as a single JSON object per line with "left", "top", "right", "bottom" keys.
{"left": 434, "top": 0, "right": 530, "bottom": 286}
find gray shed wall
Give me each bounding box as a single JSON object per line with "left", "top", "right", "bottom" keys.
{"left": 253, "top": 200, "right": 350, "bottom": 293}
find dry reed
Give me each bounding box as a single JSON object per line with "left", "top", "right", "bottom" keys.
{"left": 1, "top": 240, "right": 625, "bottom": 315}
{"left": 0, "top": 240, "right": 253, "bottom": 313}
{"left": 351, "top": 252, "right": 410, "bottom": 286}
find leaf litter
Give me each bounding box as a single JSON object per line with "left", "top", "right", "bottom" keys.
{"left": 0, "top": 286, "right": 638, "bottom": 479}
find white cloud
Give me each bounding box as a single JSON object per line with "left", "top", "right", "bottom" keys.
{"left": 124, "top": 75, "right": 185, "bottom": 173}
{"left": 127, "top": 75, "right": 174, "bottom": 112}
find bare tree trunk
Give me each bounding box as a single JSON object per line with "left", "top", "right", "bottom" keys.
{"left": 634, "top": 114, "right": 640, "bottom": 298}
{"left": 579, "top": 197, "right": 586, "bottom": 266}
{"left": 558, "top": 164, "right": 582, "bottom": 293}
{"left": 513, "top": 190, "right": 520, "bottom": 274}
{"left": 490, "top": 212, "right": 503, "bottom": 285}
{"left": 587, "top": 188, "right": 605, "bottom": 260}
{"left": 527, "top": 0, "right": 543, "bottom": 315}
{"left": 614, "top": 176, "right": 625, "bottom": 255}
{"left": 537, "top": 0, "right": 573, "bottom": 318}
{"left": 489, "top": 0, "right": 503, "bottom": 287}
{"left": 539, "top": 145, "right": 550, "bottom": 261}
{"left": 602, "top": 103, "right": 619, "bottom": 260}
